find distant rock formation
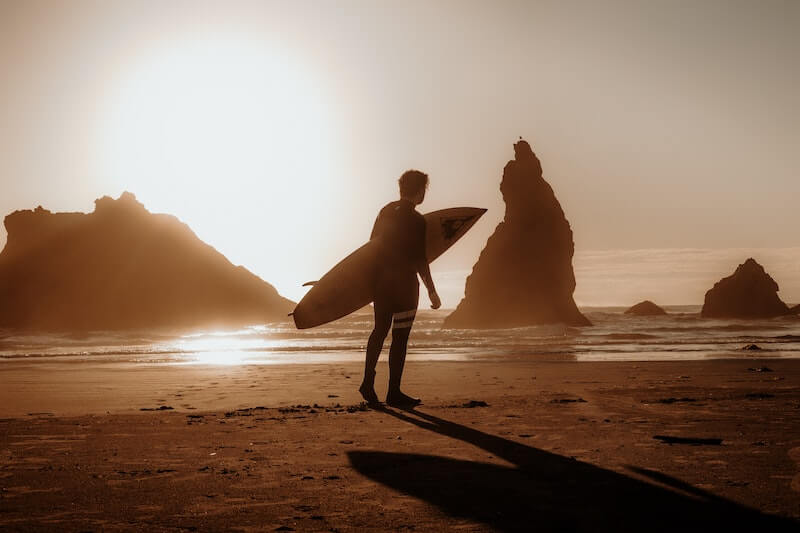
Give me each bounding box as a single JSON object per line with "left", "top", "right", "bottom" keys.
{"left": 625, "top": 300, "right": 667, "bottom": 316}
{"left": 444, "top": 139, "right": 590, "bottom": 328}
{"left": 701, "top": 258, "right": 789, "bottom": 319}
{"left": 0, "top": 192, "right": 294, "bottom": 330}
{"left": 741, "top": 344, "right": 762, "bottom": 351}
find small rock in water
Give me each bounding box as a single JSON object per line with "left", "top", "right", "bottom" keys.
{"left": 747, "top": 366, "right": 773, "bottom": 372}
{"left": 742, "top": 344, "right": 762, "bottom": 351}
{"left": 625, "top": 300, "right": 667, "bottom": 316}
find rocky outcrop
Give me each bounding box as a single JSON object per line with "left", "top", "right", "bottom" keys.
{"left": 790, "top": 304, "right": 800, "bottom": 315}
{"left": 444, "top": 139, "right": 590, "bottom": 328}
{"left": 0, "top": 192, "right": 294, "bottom": 330}
{"left": 701, "top": 258, "right": 789, "bottom": 319}
{"left": 625, "top": 300, "right": 667, "bottom": 316}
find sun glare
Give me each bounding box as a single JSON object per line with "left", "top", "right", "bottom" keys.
{"left": 174, "top": 328, "right": 289, "bottom": 366}
{"left": 96, "top": 34, "right": 340, "bottom": 292}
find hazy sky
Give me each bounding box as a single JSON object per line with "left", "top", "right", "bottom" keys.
{"left": 1, "top": 0, "right": 798, "bottom": 306}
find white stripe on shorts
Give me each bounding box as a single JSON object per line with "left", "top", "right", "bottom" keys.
{"left": 392, "top": 310, "right": 417, "bottom": 321}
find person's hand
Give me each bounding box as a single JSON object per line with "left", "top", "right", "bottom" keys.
{"left": 429, "top": 290, "right": 441, "bottom": 310}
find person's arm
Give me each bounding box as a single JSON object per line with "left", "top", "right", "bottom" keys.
{"left": 415, "top": 217, "right": 441, "bottom": 309}
{"left": 418, "top": 259, "right": 441, "bottom": 309}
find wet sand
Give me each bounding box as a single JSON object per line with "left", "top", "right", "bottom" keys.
{"left": 1, "top": 359, "right": 799, "bottom": 531}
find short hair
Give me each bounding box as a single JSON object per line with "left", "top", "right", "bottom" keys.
{"left": 398, "top": 170, "right": 429, "bottom": 197}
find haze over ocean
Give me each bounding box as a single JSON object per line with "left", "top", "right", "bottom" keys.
{"left": 572, "top": 248, "right": 800, "bottom": 307}
{"left": 427, "top": 248, "right": 800, "bottom": 309}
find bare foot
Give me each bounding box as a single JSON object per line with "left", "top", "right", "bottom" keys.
{"left": 386, "top": 390, "right": 421, "bottom": 408}
{"left": 358, "top": 383, "right": 380, "bottom": 405}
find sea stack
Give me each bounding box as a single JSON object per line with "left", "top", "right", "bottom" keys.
{"left": 0, "top": 192, "right": 294, "bottom": 330}
{"left": 625, "top": 300, "right": 667, "bottom": 316}
{"left": 444, "top": 139, "right": 590, "bottom": 328}
{"left": 701, "top": 258, "right": 790, "bottom": 319}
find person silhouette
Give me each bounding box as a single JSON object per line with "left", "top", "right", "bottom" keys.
{"left": 359, "top": 170, "right": 441, "bottom": 407}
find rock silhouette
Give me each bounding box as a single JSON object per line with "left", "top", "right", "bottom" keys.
{"left": 444, "top": 139, "right": 590, "bottom": 328}
{"left": 701, "top": 258, "right": 789, "bottom": 319}
{"left": 0, "top": 192, "right": 294, "bottom": 330}
{"left": 625, "top": 300, "right": 667, "bottom": 316}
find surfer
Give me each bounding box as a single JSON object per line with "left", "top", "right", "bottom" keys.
{"left": 359, "top": 170, "right": 441, "bottom": 407}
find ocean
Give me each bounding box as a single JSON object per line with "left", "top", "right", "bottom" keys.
{"left": 1, "top": 306, "right": 799, "bottom": 366}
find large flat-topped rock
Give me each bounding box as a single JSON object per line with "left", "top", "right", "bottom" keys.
{"left": 0, "top": 192, "right": 293, "bottom": 330}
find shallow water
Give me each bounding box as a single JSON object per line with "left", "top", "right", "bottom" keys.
{"left": 1, "top": 306, "right": 799, "bottom": 365}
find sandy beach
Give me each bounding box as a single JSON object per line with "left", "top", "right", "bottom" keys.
{"left": 1, "top": 358, "right": 799, "bottom": 531}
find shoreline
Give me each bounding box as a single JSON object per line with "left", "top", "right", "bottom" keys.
{"left": 1, "top": 358, "right": 798, "bottom": 417}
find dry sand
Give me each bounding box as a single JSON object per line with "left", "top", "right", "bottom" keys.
{"left": 1, "top": 359, "right": 799, "bottom": 531}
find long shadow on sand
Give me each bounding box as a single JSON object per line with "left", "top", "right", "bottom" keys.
{"left": 347, "top": 408, "right": 796, "bottom": 532}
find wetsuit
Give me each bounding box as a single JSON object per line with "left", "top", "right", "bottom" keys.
{"left": 361, "top": 199, "right": 426, "bottom": 399}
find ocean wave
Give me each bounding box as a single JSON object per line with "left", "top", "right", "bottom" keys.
{"left": 586, "top": 333, "right": 659, "bottom": 340}
{"left": 1, "top": 309, "right": 799, "bottom": 364}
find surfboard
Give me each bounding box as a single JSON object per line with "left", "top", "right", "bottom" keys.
{"left": 292, "top": 207, "right": 487, "bottom": 329}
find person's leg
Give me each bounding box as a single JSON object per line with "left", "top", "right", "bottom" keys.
{"left": 360, "top": 302, "right": 391, "bottom": 404}
{"left": 386, "top": 277, "right": 421, "bottom": 407}
{"left": 386, "top": 312, "right": 419, "bottom": 406}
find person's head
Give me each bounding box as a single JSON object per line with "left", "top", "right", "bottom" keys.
{"left": 398, "top": 169, "right": 429, "bottom": 205}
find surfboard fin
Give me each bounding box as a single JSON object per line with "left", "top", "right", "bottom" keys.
{"left": 302, "top": 281, "right": 318, "bottom": 287}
